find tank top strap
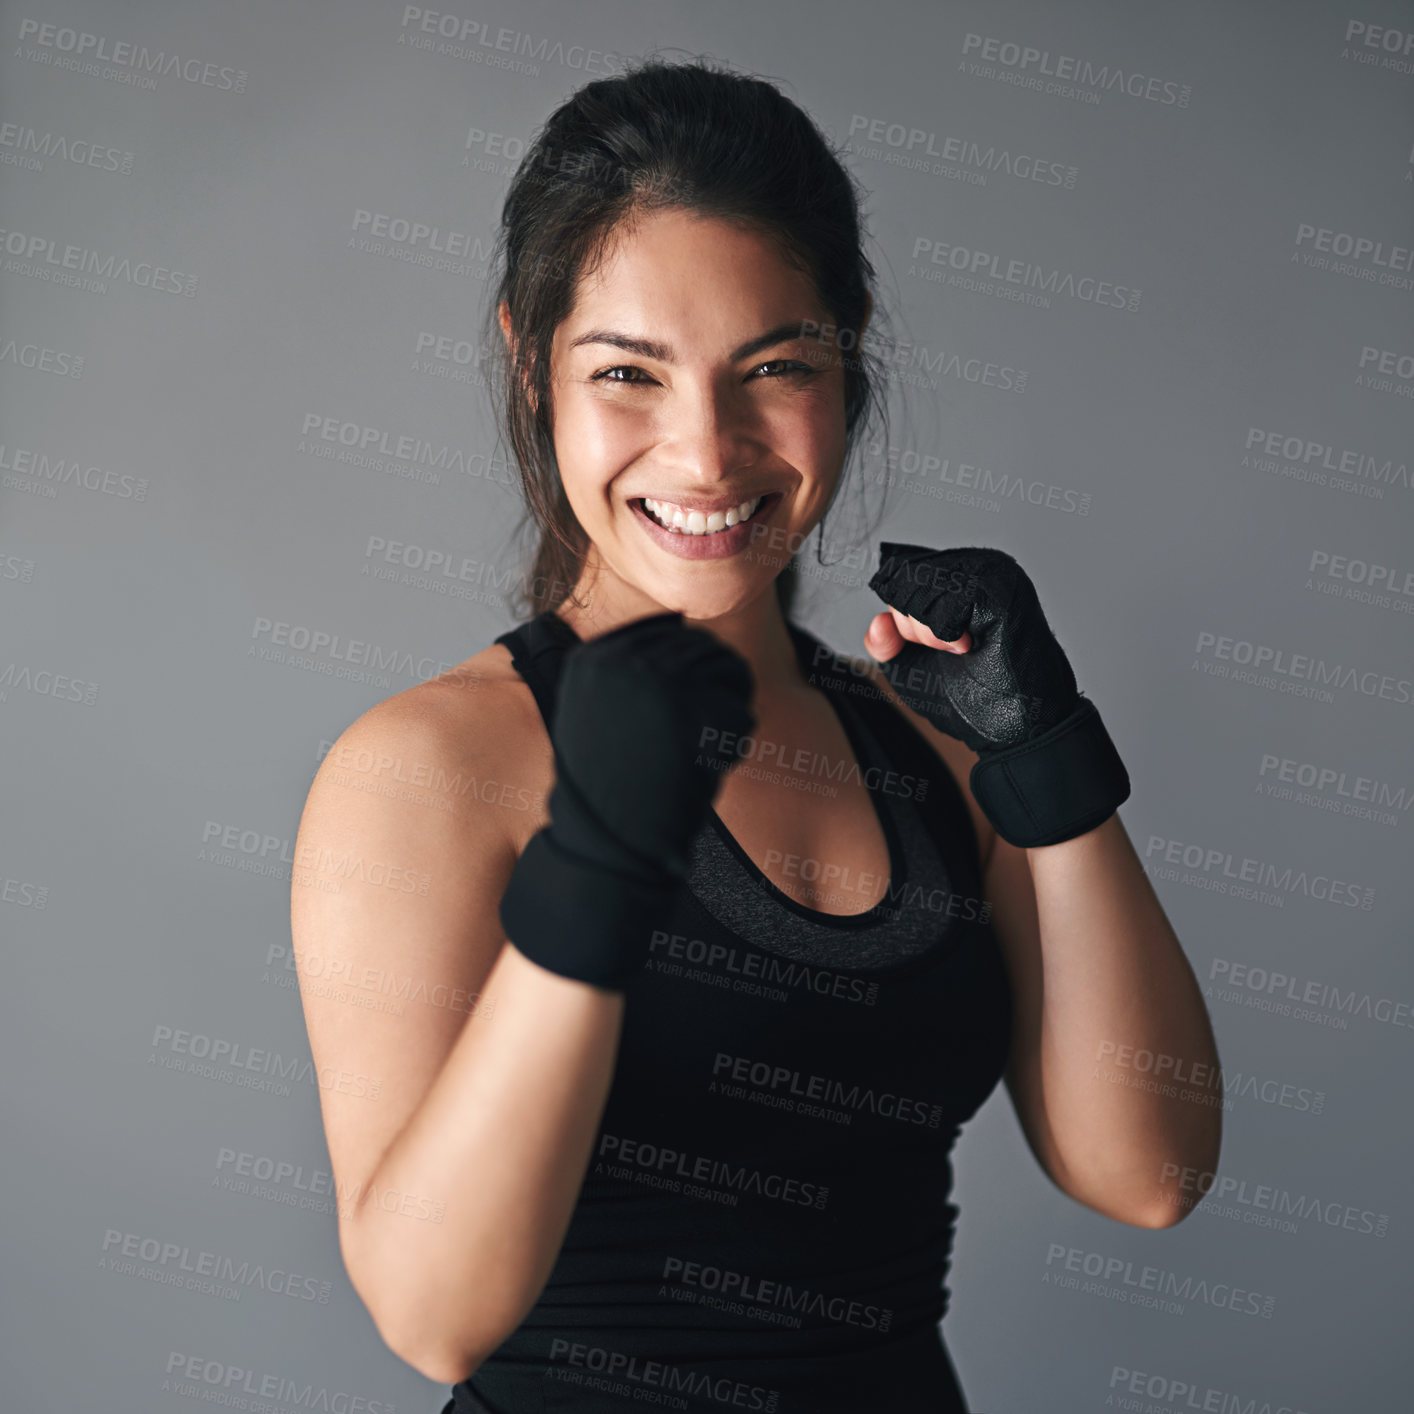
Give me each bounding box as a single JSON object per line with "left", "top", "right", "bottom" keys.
{"left": 491, "top": 610, "right": 579, "bottom": 730}
{"left": 788, "top": 620, "right": 984, "bottom": 873}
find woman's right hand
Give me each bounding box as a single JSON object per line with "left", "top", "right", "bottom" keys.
{"left": 545, "top": 612, "right": 758, "bottom": 887}
{"left": 498, "top": 612, "right": 757, "bottom": 990}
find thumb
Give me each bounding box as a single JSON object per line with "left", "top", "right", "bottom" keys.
{"left": 864, "top": 611, "right": 903, "bottom": 662}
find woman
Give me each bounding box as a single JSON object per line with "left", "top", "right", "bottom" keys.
{"left": 290, "top": 55, "right": 1223, "bottom": 1414}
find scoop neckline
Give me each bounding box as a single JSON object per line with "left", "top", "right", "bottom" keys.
{"left": 536, "top": 610, "right": 908, "bottom": 931}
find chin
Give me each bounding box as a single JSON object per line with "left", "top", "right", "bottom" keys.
{"left": 638, "top": 580, "right": 765, "bottom": 624}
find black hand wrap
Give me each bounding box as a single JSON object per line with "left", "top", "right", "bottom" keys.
{"left": 868, "top": 543, "right": 1130, "bottom": 849}
{"left": 966, "top": 696, "right": 1130, "bottom": 849}
{"left": 499, "top": 612, "right": 757, "bottom": 991}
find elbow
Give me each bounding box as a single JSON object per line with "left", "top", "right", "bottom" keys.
{"left": 338, "top": 1218, "right": 505, "bottom": 1388}
{"left": 1128, "top": 1197, "right": 1192, "bottom": 1230}
{"left": 1117, "top": 1159, "right": 1214, "bottom": 1229}
{"left": 1061, "top": 1173, "right": 1200, "bottom": 1230}
{"left": 389, "top": 1337, "right": 485, "bottom": 1388}
{"left": 1082, "top": 1191, "right": 1193, "bottom": 1230}
{"left": 365, "top": 1286, "right": 501, "bottom": 1387}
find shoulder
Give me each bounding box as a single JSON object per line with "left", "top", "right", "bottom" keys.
{"left": 303, "top": 638, "right": 554, "bottom": 856}
{"left": 835, "top": 648, "right": 998, "bottom": 872}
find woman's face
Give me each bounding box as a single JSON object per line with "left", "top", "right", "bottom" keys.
{"left": 538, "top": 208, "right": 859, "bottom": 621}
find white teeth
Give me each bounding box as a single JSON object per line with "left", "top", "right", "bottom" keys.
{"left": 643, "top": 495, "right": 763, "bottom": 535}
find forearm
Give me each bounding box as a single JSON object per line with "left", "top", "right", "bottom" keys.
{"left": 341, "top": 940, "right": 625, "bottom": 1382}
{"left": 1021, "top": 812, "right": 1223, "bottom": 1224}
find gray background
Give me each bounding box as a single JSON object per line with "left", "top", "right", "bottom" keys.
{"left": 2, "top": 1, "right": 1412, "bottom": 1410}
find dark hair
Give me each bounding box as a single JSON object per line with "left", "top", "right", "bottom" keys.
{"left": 482, "top": 52, "right": 894, "bottom": 624}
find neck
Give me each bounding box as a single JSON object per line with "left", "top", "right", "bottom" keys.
{"left": 550, "top": 566, "right": 808, "bottom": 697}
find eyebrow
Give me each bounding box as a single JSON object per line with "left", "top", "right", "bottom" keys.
{"left": 566, "top": 320, "right": 818, "bottom": 364}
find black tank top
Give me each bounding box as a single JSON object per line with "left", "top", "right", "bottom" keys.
{"left": 448, "top": 610, "right": 1014, "bottom": 1414}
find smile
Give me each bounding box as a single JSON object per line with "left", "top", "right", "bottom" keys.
{"left": 629, "top": 492, "right": 782, "bottom": 561}
{"left": 642, "top": 494, "right": 763, "bottom": 534}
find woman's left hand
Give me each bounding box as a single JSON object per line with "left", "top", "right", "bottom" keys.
{"left": 863, "top": 543, "right": 1082, "bottom": 754}
{"left": 863, "top": 542, "right": 1131, "bottom": 848}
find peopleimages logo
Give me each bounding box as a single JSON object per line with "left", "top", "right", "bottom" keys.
{"left": 1242, "top": 425, "right": 1411, "bottom": 494}
{"left": 0, "top": 662, "right": 99, "bottom": 707}
{"left": 1241, "top": 424, "right": 1410, "bottom": 503}
{"left": 161, "top": 1352, "right": 394, "bottom": 1412}
{"left": 395, "top": 7, "right": 624, "bottom": 78}
{"left": 855, "top": 442, "right": 1093, "bottom": 517}
{"left": 799, "top": 323, "right": 1029, "bottom": 393}
{"left": 710, "top": 1051, "right": 946, "bottom": 1130}
{"left": 248, "top": 613, "right": 465, "bottom": 688}
{"left": 0, "top": 120, "right": 134, "bottom": 176}
{"left": 100, "top": 1228, "right": 332, "bottom": 1304}
{"left": 362, "top": 531, "right": 525, "bottom": 607}
{"left": 1108, "top": 1364, "right": 1310, "bottom": 1414}
{"left": 1306, "top": 548, "right": 1414, "bottom": 612}
{"left": 910, "top": 234, "right": 1141, "bottom": 311}
{"left": 1044, "top": 1244, "right": 1275, "bottom": 1319}
{"left": 15, "top": 18, "right": 248, "bottom": 91}
{"left": 0, "top": 336, "right": 84, "bottom": 377}
{"left": 959, "top": 32, "right": 1192, "bottom": 106}
{"left": 647, "top": 928, "right": 882, "bottom": 1007}
{"left": 0, "top": 437, "right": 150, "bottom": 501}
{"left": 660, "top": 1254, "right": 894, "bottom": 1333}
{"left": 1192, "top": 629, "right": 1412, "bottom": 710}
{"left": 148, "top": 1022, "right": 382, "bottom": 1101}
{"left": 1257, "top": 751, "right": 1412, "bottom": 820}
{"left": 594, "top": 1133, "right": 830, "bottom": 1211}
{"left": 1094, "top": 1042, "right": 1325, "bottom": 1117}
{"left": 845, "top": 113, "right": 1078, "bottom": 188}
{"left": 299, "top": 411, "right": 515, "bottom": 486}
{"left": 0, "top": 224, "right": 198, "bottom": 294}
{"left": 1359, "top": 343, "right": 1414, "bottom": 388}
{"left": 1210, "top": 956, "right": 1413, "bottom": 1028}
{"left": 696, "top": 721, "right": 929, "bottom": 801}
{"left": 544, "top": 1339, "right": 780, "bottom": 1412}
{"left": 215, "top": 1145, "right": 447, "bottom": 1224}
{"left": 1, "top": 870, "right": 48, "bottom": 909}
{"left": 1143, "top": 832, "right": 1374, "bottom": 911}
{"left": 1340, "top": 19, "right": 1414, "bottom": 75}
{"left": 1159, "top": 1162, "right": 1390, "bottom": 1238}
{"left": 1293, "top": 221, "right": 1414, "bottom": 291}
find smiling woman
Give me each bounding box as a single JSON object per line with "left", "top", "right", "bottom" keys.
{"left": 288, "top": 49, "right": 1219, "bottom": 1414}
{"left": 483, "top": 57, "right": 892, "bottom": 634}
{"left": 499, "top": 210, "right": 880, "bottom": 612}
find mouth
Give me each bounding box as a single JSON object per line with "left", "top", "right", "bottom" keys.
{"left": 629, "top": 492, "right": 784, "bottom": 561}
{"left": 636, "top": 493, "right": 779, "bottom": 534}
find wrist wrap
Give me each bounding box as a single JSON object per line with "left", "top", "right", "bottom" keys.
{"left": 499, "top": 828, "right": 681, "bottom": 992}
{"left": 969, "top": 697, "right": 1131, "bottom": 848}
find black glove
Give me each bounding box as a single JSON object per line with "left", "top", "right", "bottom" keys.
{"left": 867, "top": 544, "right": 1130, "bottom": 848}
{"left": 500, "top": 612, "right": 757, "bottom": 990}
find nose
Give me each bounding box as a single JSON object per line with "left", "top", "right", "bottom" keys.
{"left": 653, "top": 380, "right": 762, "bottom": 485}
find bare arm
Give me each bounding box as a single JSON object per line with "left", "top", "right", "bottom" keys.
{"left": 290, "top": 686, "right": 627, "bottom": 1384}
{"left": 859, "top": 657, "right": 1223, "bottom": 1227}
{"left": 984, "top": 814, "right": 1224, "bottom": 1227}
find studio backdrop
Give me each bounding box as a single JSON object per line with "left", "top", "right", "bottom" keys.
{"left": 2, "top": 1, "right": 1411, "bottom": 1411}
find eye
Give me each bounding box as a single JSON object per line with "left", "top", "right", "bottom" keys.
{"left": 589, "top": 359, "right": 815, "bottom": 384}
{"left": 752, "top": 359, "right": 815, "bottom": 379}
{"left": 591, "top": 365, "right": 653, "bottom": 384}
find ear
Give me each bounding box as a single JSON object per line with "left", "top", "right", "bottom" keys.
{"left": 498, "top": 300, "right": 538, "bottom": 415}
